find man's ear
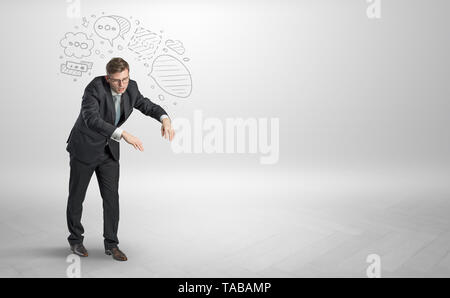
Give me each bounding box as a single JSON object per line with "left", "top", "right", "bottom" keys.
{"left": 105, "top": 75, "right": 109, "bottom": 82}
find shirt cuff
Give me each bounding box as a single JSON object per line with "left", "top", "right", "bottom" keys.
{"left": 111, "top": 127, "right": 123, "bottom": 142}
{"left": 160, "top": 114, "right": 169, "bottom": 122}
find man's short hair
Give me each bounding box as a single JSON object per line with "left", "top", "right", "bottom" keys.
{"left": 106, "top": 57, "right": 129, "bottom": 75}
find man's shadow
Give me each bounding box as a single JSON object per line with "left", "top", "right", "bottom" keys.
{"left": 2, "top": 246, "right": 109, "bottom": 260}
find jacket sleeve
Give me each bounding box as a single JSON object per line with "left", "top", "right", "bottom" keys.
{"left": 81, "top": 83, "right": 117, "bottom": 138}
{"left": 133, "top": 82, "right": 168, "bottom": 123}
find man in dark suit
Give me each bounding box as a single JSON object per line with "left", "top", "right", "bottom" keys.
{"left": 66, "top": 57, "right": 175, "bottom": 261}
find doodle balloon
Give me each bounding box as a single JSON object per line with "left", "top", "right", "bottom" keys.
{"left": 94, "top": 15, "right": 131, "bottom": 46}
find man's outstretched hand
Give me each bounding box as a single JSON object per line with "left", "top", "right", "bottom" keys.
{"left": 161, "top": 118, "right": 175, "bottom": 141}
{"left": 122, "top": 131, "right": 144, "bottom": 151}
{"left": 121, "top": 118, "right": 174, "bottom": 152}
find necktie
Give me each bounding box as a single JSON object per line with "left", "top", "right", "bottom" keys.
{"left": 113, "top": 94, "right": 121, "bottom": 126}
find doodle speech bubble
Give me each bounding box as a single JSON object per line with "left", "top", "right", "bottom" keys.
{"left": 94, "top": 15, "right": 130, "bottom": 46}
{"left": 60, "top": 32, "right": 94, "bottom": 58}
{"left": 150, "top": 55, "right": 192, "bottom": 98}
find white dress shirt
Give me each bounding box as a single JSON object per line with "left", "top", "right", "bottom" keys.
{"left": 110, "top": 88, "right": 169, "bottom": 142}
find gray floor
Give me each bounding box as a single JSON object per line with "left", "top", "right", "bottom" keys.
{"left": 1, "top": 166, "right": 450, "bottom": 278}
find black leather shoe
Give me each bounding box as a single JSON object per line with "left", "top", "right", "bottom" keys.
{"left": 105, "top": 247, "right": 128, "bottom": 261}
{"left": 70, "top": 243, "right": 88, "bottom": 257}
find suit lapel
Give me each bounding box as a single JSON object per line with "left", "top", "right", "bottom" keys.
{"left": 102, "top": 77, "right": 116, "bottom": 124}
{"left": 115, "top": 90, "right": 131, "bottom": 126}
{"left": 121, "top": 91, "right": 130, "bottom": 122}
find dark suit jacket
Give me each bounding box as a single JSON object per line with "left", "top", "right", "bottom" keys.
{"left": 66, "top": 76, "right": 168, "bottom": 164}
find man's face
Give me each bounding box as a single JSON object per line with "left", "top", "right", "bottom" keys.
{"left": 106, "top": 69, "right": 129, "bottom": 94}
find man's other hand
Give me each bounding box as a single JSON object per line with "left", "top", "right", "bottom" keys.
{"left": 122, "top": 131, "right": 144, "bottom": 151}
{"left": 161, "top": 118, "right": 175, "bottom": 141}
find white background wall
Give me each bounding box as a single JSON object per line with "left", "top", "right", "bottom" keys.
{"left": 1, "top": 0, "right": 450, "bottom": 277}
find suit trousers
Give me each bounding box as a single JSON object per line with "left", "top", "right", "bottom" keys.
{"left": 66, "top": 144, "right": 120, "bottom": 250}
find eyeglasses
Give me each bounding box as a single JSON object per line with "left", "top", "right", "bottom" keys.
{"left": 108, "top": 76, "right": 130, "bottom": 85}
